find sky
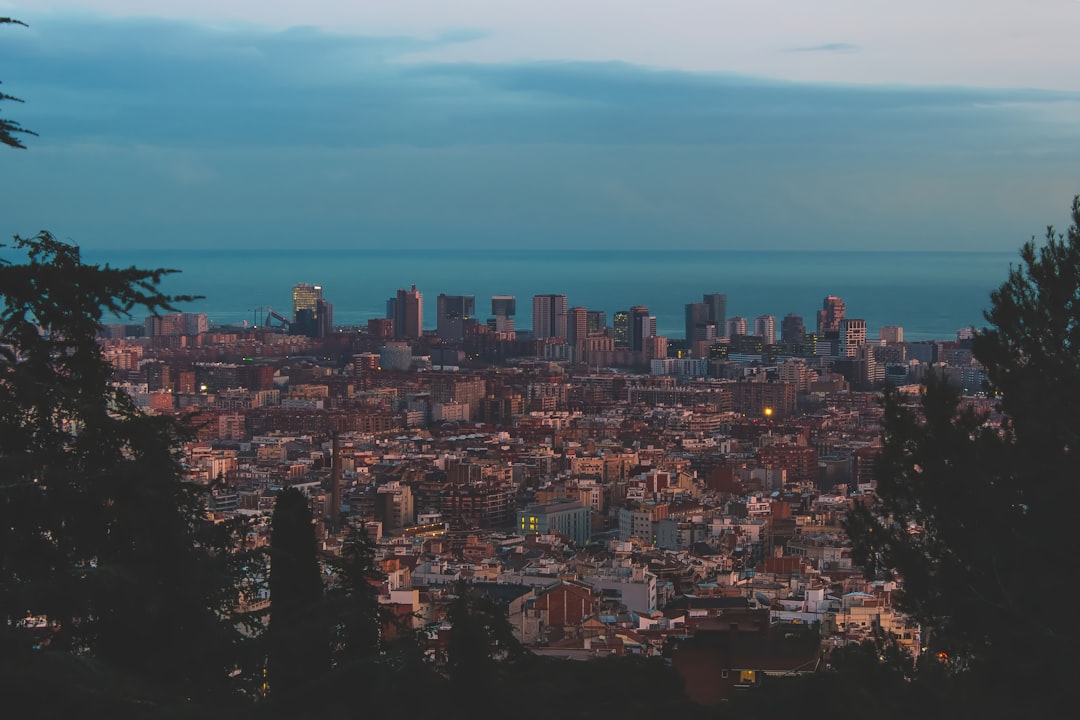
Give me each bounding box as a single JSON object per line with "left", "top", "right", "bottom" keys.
{"left": 1, "top": 1, "right": 1079, "bottom": 252}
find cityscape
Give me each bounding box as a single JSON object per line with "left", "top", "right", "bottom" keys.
{"left": 85, "top": 279, "right": 987, "bottom": 704}
{"left": 3, "top": 1, "right": 1078, "bottom": 716}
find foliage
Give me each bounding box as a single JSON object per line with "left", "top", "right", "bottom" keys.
{"left": 844, "top": 196, "right": 1080, "bottom": 709}
{"left": 0, "top": 232, "right": 238, "bottom": 694}
{"left": 1, "top": 18, "right": 36, "bottom": 149}
{"left": 444, "top": 581, "right": 524, "bottom": 688}
{"left": 267, "top": 487, "right": 328, "bottom": 695}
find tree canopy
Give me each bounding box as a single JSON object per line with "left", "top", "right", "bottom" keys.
{"left": 845, "top": 196, "right": 1080, "bottom": 711}
{"left": 1, "top": 18, "right": 36, "bottom": 149}
{"left": 0, "top": 232, "right": 237, "bottom": 702}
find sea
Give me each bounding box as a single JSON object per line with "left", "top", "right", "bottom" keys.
{"left": 81, "top": 249, "right": 1019, "bottom": 343}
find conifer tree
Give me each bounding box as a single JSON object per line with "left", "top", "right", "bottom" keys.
{"left": 845, "top": 196, "right": 1080, "bottom": 711}
{"left": 267, "top": 487, "right": 328, "bottom": 694}
{"left": 0, "top": 232, "right": 237, "bottom": 692}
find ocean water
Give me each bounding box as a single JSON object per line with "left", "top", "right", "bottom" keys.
{"left": 81, "top": 248, "right": 1018, "bottom": 342}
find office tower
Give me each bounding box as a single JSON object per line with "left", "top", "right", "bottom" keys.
{"left": 533, "top": 294, "right": 568, "bottom": 339}
{"left": 292, "top": 283, "right": 322, "bottom": 320}
{"left": 144, "top": 312, "right": 207, "bottom": 337}
{"left": 781, "top": 313, "right": 805, "bottom": 347}
{"left": 840, "top": 318, "right": 867, "bottom": 357}
{"left": 817, "top": 295, "right": 846, "bottom": 334}
{"left": 629, "top": 305, "right": 654, "bottom": 352}
{"left": 315, "top": 298, "right": 333, "bottom": 337}
{"left": 685, "top": 302, "right": 710, "bottom": 343}
{"left": 880, "top": 325, "right": 904, "bottom": 344}
{"left": 394, "top": 285, "right": 423, "bottom": 340}
{"left": 728, "top": 316, "right": 748, "bottom": 337}
{"left": 491, "top": 295, "right": 516, "bottom": 333}
{"left": 568, "top": 307, "right": 588, "bottom": 361}
{"left": 587, "top": 310, "right": 606, "bottom": 335}
{"left": 754, "top": 315, "right": 776, "bottom": 345}
{"left": 291, "top": 283, "right": 331, "bottom": 338}
{"left": 703, "top": 293, "right": 727, "bottom": 336}
{"left": 613, "top": 311, "right": 630, "bottom": 347}
{"left": 436, "top": 294, "right": 475, "bottom": 342}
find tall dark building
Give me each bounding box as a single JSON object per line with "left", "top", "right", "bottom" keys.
{"left": 629, "top": 305, "right": 654, "bottom": 352}
{"left": 490, "top": 295, "right": 516, "bottom": 333}
{"left": 291, "top": 283, "right": 332, "bottom": 337}
{"left": 781, "top": 313, "right": 805, "bottom": 348}
{"left": 817, "top": 295, "right": 846, "bottom": 334}
{"left": 685, "top": 302, "right": 711, "bottom": 344}
{"left": 613, "top": 311, "right": 630, "bottom": 347}
{"left": 394, "top": 285, "right": 423, "bottom": 340}
{"left": 586, "top": 310, "right": 606, "bottom": 335}
{"left": 533, "top": 294, "right": 568, "bottom": 339}
{"left": 703, "top": 293, "right": 727, "bottom": 337}
{"left": 436, "top": 294, "right": 475, "bottom": 342}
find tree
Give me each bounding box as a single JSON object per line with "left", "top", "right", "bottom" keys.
{"left": 845, "top": 196, "right": 1080, "bottom": 710}
{"left": 0, "top": 233, "right": 238, "bottom": 695}
{"left": 1, "top": 18, "right": 36, "bottom": 149}
{"left": 267, "top": 487, "right": 328, "bottom": 695}
{"left": 444, "top": 582, "right": 523, "bottom": 688}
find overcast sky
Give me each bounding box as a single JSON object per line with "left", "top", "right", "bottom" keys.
{"left": 2, "top": 1, "right": 1079, "bottom": 251}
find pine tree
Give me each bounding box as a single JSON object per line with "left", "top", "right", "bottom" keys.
{"left": 0, "top": 232, "right": 238, "bottom": 694}
{"left": 267, "top": 487, "right": 328, "bottom": 695}
{"left": 845, "top": 196, "right": 1080, "bottom": 710}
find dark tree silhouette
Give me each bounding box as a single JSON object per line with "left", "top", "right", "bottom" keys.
{"left": 1, "top": 18, "right": 36, "bottom": 149}
{"left": 267, "top": 487, "right": 328, "bottom": 695}
{"left": 0, "top": 233, "right": 237, "bottom": 698}
{"left": 845, "top": 196, "right": 1080, "bottom": 712}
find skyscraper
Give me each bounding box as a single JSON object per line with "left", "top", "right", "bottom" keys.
{"left": 727, "top": 316, "right": 748, "bottom": 337}
{"left": 754, "top": 315, "right": 776, "bottom": 345}
{"left": 436, "top": 294, "right": 475, "bottom": 342}
{"left": 880, "top": 325, "right": 904, "bottom": 344}
{"left": 292, "top": 283, "right": 322, "bottom": 319}
{"left": 613, "top": 311, "right": 630, "bottom": 347}
{"left": 840, "top": 318, "right": 867, "bottom": 356}
{"left": 817, "top": 295, "right": 846, "bottom": 334}
{"left": 629, "top": 306, "right": 654, "bottom": 352}
{"left": 703, "top": 293, "right": 727, "bottom": 337}
{"left": 533, "top": 294, "right": 568, "bottom": 339}
{"left": 568, "top": 306, "right": 588, "bottom": 361}
{"left": 394, "top": 285, "right": 423, "bottom": 340}
{"left": 781, "top": 313, "right": 805, "bottom": 347}
{"left": 490, "top": 295, "right": 516, "bottom": 333}
{"left": 685, "top": 302, "right": 710, "bottom": 344}
{"left": 292, "top": 283, "right": 331, "bottom": 337}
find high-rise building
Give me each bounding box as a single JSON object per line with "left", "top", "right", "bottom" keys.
{"left": 754, "top": 315, "right": 776, "bottom": 345}
{"left": 613, "top": 311, "right": 630, "bottom": 347}
{"left": 880, "top": 325, "right": 904, "bottom": 344}
{"left": 629, "top": 306, "right": 654, "bottom": 352}
{"left": 568, "top": 307, "right": 588, "bottom": 361}
{"left": 291, "top": 283, "right": 332, "bottom": 337}
{"left": 394, "top": 285, "right": 423, "bottom": 340}
{"left": 292, "top": 283, "right": 322, "bottom": 320}
{"left": 685, "top": 302, "right": 710, "bottom": 344}
{"left": 490, "top": 295, "right": 516, "bottom": 333}
{"left": 727, "top": 316, "right": 748, "bottom": 337}
{"left": 817, "top": 295, "right": 846, "bottom": 334}
{"left": 781, "top": 313, "right": 805, "bottom": 348}
{"left": 586, "top": 310, "right": 606, "bottom": 335}
{"left": 840, "top": 318, "right": 867, "bottom": 357}
{"left": 533, "top": 294, "right": 569, "bottom": 339}
{"left": 436, "top": 294, "right": 475, "bottom": 342}
{"left": 703, "top": 293, "right": 727, "bottom": 336}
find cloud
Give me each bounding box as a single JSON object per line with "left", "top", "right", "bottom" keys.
{"left": 789, "top": 42, "right": 859, "bottom": 53}
{"left": 2, "top": 12, "right": 1079, "bottom": 252}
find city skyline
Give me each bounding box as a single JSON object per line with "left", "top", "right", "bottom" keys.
{"left": 2, "top": 3, "right": 1079, "bottom": 254}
